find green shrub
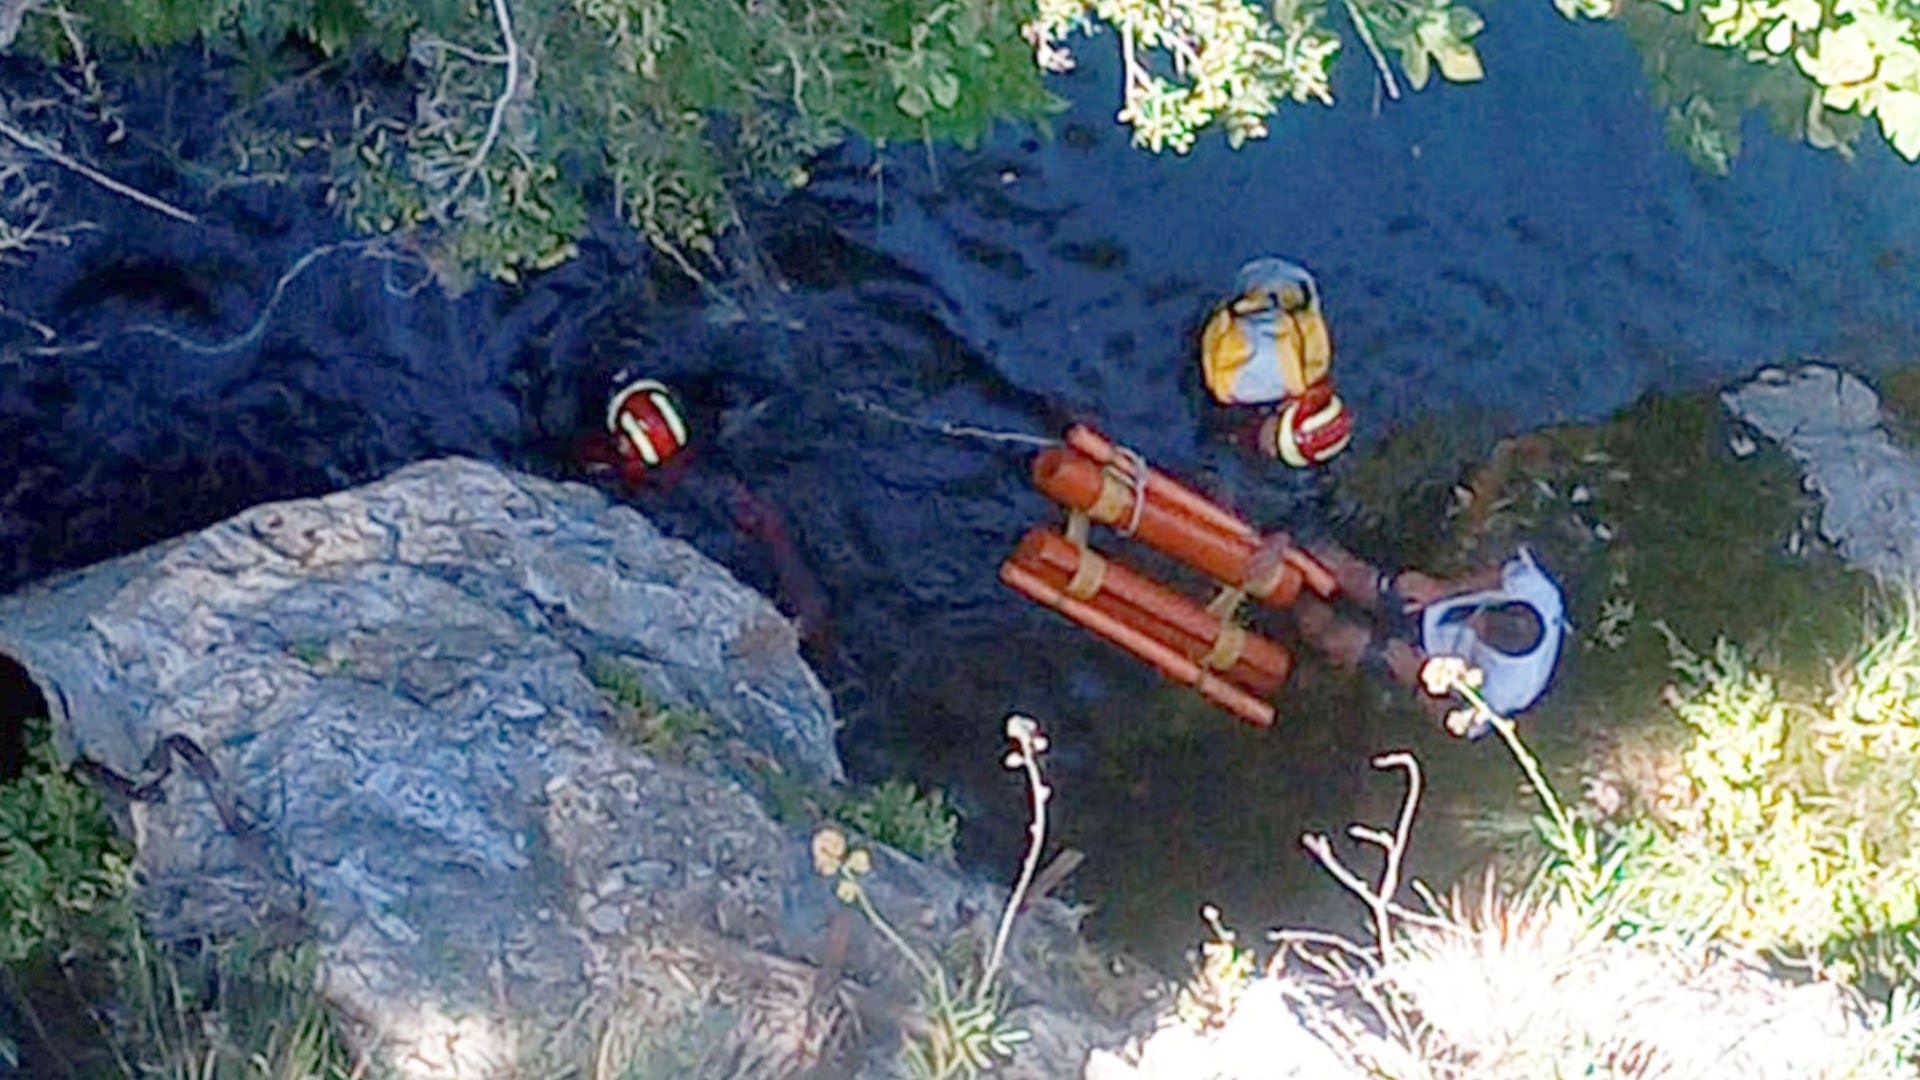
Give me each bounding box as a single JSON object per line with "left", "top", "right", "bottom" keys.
{"left": 588, "top": 656, "right": 965, "bottom": 863}
{"left": 1609, "top": 0, "right": 1862, "bottom": 174}
{"left": 835, "top": 777, "right": 961, "bottom": 862}
{"left": 813, "top": 715, "right": 1047, "bottom": 1079}
{"left": 0, "top": 715, "right": 364, "bottom": 1077}
{"left": 1217, "top": 664, "right": 1920, "bottom": 1080}
{"left": 1586, "top": 600, "right": 1920, "bottom": 988}
{"left": 0, "top": 713, "right": 131, "bottom": 965}
{"left": 1335, "top": 391, "right": 1871, "bottom": 752}
{"left": 103, "top": 913, "right": 374, "bottom": 1080}
{"left": 1024, "top": 0, "right": 1486, "bottom": 154}
{"left": 588, "top": 656, "right": 721, "bottom": 760}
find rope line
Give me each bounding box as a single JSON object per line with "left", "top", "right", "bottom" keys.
{"left": 834, "top": 392, "right": 1058, "bottom": 449}
{"left": 1104, "top": 444, "right": 1149, "bottom": 537}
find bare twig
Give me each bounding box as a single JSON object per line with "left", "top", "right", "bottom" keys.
{"left": 0, "top": 119, "right": 196, "bottom": 223}
{"left": 1363, "top": 752, "right": 1422, "bottom": 950}
{"left": 121, "top": 239, "right": 386, "bottom": 354}
{"left": 845, "top": 876, "right": 940, "bottom": 989}
{"left": 9, "top": 239, "right": 390, "bottom": 363}
{"left": 367, "top": 242, "right": 438, "bottom": 299}
{"left": 1340, "top": 0, "right": 1400, "bottom": 102}
{"left": 979, "top": 714, "right": 1050, "bottom": 1003}
{"left": 0, "top": 0, "right": 47, "bottom": 50}
{"left": 48, "top": 4, "right": 124, "bottom": 144}
{"left": 1117, "top": 22, "right": 1149, "bottom": 105}
{"left": 1385, "top": 900, "right": 1456, "bottom": 931}
{"left": 1302, "top": 834, "right": 1380, "bottom": 915}
{"left": 1300, "top": 752, "right": 1426, "bottom": 961}
{"left": 443, "top": 0, "right": 520, "bottom": 215}
{"left": 835, "top": 392, "right": 1058, "bottom": 449}
{"left": 0, "top": 162, "right": 96, "bottom": 264}
{"left": 1266, "top": 928, "right": 1378, "bottom": 970}
{"left": 9, "top": 335, "right": 99, "bottom": 360}
{"left": 0, "top": 301, "right": 57, "bottom": 343}
{"left": 412, "top": 36, "right": 511, "bottom": 67}
{"left": 1021, "top": 847, "right": 1085, "bottom": 908}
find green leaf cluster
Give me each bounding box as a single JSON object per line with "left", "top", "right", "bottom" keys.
{"left": 1025, "top": 0, "right": 1346, "bottom": 153}
{"left": 1566, "top": 0, "right": 1920, "bottom": 168}
{"left": 31, "top": 0, "right": 1061, "bottom": 286}
{"left": 588, "top": 656, "right": 721, "bottom": 761}
{"left": 839, "top": 0, "right": 1069, "bottom": 146}
{"left": 0, "top": 713, "right": 131, "bottom": 965}
{"left": 1786, "top": 0, "right": 1920, "bottom": 157}
{"left": 1362, "top": 0, "right": 1486, "bottom": 91}
{"left": 1599, "top": 611, "right": 1920, "bottom": 987}
{"left": 835, "top": 777, "right": 962, "bottom": 862}
{"left": 901, "top": 966, "right": 1028, "bottom": 1079}
{"left": 1022, "top": 0, "right": 1486, "bottom": 155}
{"left": 589, "top": 655, "right": 963, "bottom": 862}
{"left": 1171, "top": 907, "right": 1256, "bottom": 1030}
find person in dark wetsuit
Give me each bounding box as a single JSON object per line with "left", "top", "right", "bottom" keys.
{"left": 574, "top": 367, "right": 834, "bottom": 655}
{"left": 1281, "top": 534, "right": 1567, "bottom": 738}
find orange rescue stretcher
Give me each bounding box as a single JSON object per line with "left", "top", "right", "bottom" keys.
{"left": 999, "top": 425, "right": 1339, "bottom": 727}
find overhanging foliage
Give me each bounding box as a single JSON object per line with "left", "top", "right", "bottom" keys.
{"left": 2, "top": 0, "right": 1915, "bottom": 291}
{"left": 8, "top": 0, "right": 1066, "bottom": 287}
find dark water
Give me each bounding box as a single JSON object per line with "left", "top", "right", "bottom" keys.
{"left": 3, "top": 2, "right": 1919, "bottom": 972}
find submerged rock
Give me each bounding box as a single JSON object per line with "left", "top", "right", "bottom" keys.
{"left": 1722, "top": 364, "right": 1920, "bottom": 580}
{"left": 0, "top": 458, "right": 1152, "bottom": 1078}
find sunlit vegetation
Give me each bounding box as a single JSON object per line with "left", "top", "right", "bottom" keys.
{"left": 0, "top": 712, "right": 373, "bottom": 1077}
{"left": 1098, "top": 599, "right": 1920, "bottom": 1077}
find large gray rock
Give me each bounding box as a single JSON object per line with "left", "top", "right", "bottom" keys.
{"left": 1722, "top": 364, "right": 1920, "bottom": 580}
{"left": 0, "top": 458, "right": 1153, "bottom": 1078}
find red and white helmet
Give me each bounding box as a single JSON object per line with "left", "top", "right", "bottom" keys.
{"left": 606, "top": 377, "right": 690, "bottom": 470}
{"left": 1263, "top": 386, "right": 1351, "bottom": 468}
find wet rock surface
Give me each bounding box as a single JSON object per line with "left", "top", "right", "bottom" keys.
{"left": 1722, "top": 364, "right": 1920, "bottom": 580}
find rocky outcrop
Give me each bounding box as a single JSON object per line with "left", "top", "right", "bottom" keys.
{"left": 0, "top": 458, "right": 1153, "bottom": 1078}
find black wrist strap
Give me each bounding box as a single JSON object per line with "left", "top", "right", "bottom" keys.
{"left": 1373, "top": 569, "right": 1419, "bottom": 639}
{"left": 1359, "top": 633, "right": 1395, "bottom": 682}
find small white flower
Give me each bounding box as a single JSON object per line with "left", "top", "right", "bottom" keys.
{"left": 1444, "top": 707, "right": 1486, "bottom": 738}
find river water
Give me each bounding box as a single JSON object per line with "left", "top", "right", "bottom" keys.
{"left": 3, "top": 1, "right": 1919, "bottom": 970}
